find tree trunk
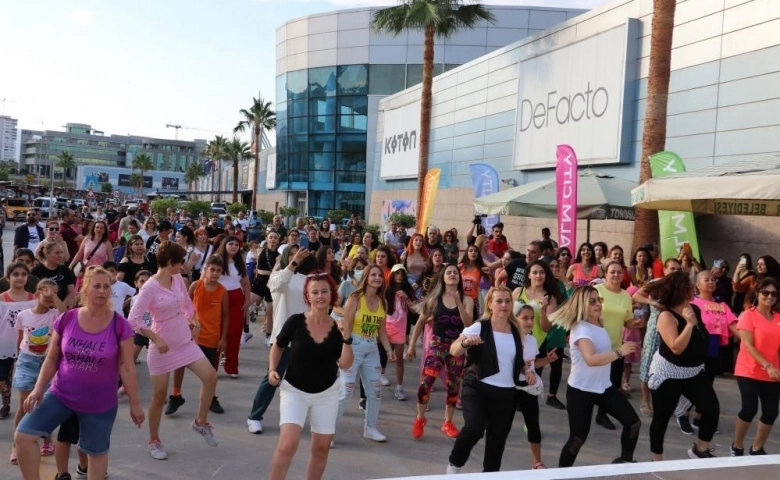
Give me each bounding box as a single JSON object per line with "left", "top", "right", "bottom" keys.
{"left": 232, "top": 159, "right": 239, "bottom": 203}
{"left": 633, "top": 0, "right": 676, "bottom": 253}
{"left": 218, "top": 160, "right": 223, "bottom": 202}
{"left": 210, "top": 159, "right": 216, "bottom": 202}
{"left": 252, "top": 126, "right": 260, "bottom": 211}
{"left": 416, "top": 24, "right": 435, "bottom": 231}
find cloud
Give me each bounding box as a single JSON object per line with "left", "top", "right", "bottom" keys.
{"left": 67, "top": 10, "right": 95, "bottom": 25}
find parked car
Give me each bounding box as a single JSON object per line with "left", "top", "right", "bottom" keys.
{"left": 33, "top": 197, "right": 59, "bottom": 219}
{"left": 3, "top": 198, "right": 28, "bottom": 225}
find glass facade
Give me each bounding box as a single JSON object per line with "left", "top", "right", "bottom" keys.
{"left": 275, "top": 63, "right": 456, "bottom": 219}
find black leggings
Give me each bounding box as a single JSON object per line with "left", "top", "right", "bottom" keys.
{"left": 559, "top": 385, "right": 640, "bottom": 467}
{"left": 649, "top": 371, "right": 719, "bottom": 454}
{"left": 360, "top": 343, "right": 388, "bottom": 400}
{"left": 737, "top": 376, "right": 780, "bottom": 425}
{"left": 516, "top": 390, "right": 541, "bottom": 443}
{"left": 598, "top": 359, "right": 623, "bottom": 417}
{"left": 536, "top": 346, "right": 564, "bottom": 396}
{"left": 449, "top": 380, "right": 516, "bottom": 472}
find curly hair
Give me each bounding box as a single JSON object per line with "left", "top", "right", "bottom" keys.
{"left": 642, "top": 270, "right": 693, "bottom": 308}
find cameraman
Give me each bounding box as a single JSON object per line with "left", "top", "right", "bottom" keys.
{"left": 465, "top": 215, "right": 487, "bottom": 245}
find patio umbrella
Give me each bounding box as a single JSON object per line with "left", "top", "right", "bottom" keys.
{"left": 631, "top": 155, "right": 780, "bottom": 217}
{"left": 473, "top": 171, "right": 637, "bottom": 240}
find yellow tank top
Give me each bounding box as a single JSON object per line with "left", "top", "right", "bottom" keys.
{"left": 352, "top": 295, "right": 385, "bottom": 338}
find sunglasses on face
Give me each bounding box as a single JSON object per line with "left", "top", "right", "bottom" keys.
{"left": 48, "top": 228, "right": 58, "bottom": 232}
{"left": 760, "top": 290, "right": 778, "bottom": 298}
{"left": 588, "top": 297, "right": 605, "bottom": 305}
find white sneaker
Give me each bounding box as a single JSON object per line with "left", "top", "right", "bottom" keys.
{"left": 395, "top": 385, "right": 407, "bottom": 401}
{"left": 363, "top": 426, "right": 387, "bottom": 442}
{"left": 380, "top": 375, "right": 390, "bottom": 386}
{"left": 446, "top": 463, "right": 461, "bottom": 474}
{"left": 241, "top": 332, "right": 253, "bottom": 345}
{"left": 265, "top": 336, "right": 272, "bottom": 347}
{"left": 247, "top": 418, "right": 263, "bottom": 434}
{"left": 147, "top": 440, "right": 168, "bottom": 460}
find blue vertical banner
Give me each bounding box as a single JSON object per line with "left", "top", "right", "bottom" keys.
{"left": 469, "top": 163, "right": 500, "bottom": 230}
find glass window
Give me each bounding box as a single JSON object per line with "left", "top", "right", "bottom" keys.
{"left": 308, "top": 67, "right": 337, "bottom": 98}
{"left": 290, "top": 136, "right": 308, "bottom": 154}
{"left": 336, "top": 152, "right": 366, "bottom": 171}
{"left": 368, "top": 64, "right": 406, "bottom": 95}
{"left": 287, "top": 70, "right": 308, "bottom": 100}
{"left": 337, "top": 134, "right": 366, "bottom": 153}
{"left": 338, "top": 96, "right": 367, "bottom": 116}
{"left": 337, "top": 65, "right": 368, "bottom": 96}
{"left": 335, "top": 191, "right": 364, "bottom": 212}
{"left": 338, "top": 115, "right": 367, "bottom": 133}
{"left": 444, "top": 63, "right": 460, "bottom": 73}
{"left": 289, "top": 116, "right": 308, "bottom": 135}
{"left": 276, "top": 74, "right": 286, "bottom": 103}
{"left": 309, "top": 98, "right": 336, "bottom": 134}
{"left": 288, "top": 99, "right": 308, "bottom": 118}
{"left": 405, "top": 64, "right": 445, "bottom": 88}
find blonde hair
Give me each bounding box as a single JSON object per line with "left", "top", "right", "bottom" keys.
{"left": 474, "top": 234, "right": 488, "bottom": 251}
{"left": 79, "top": 266, "right": 113, "bottom": 310}
{"left": 481, "top": 286, "right": 522, "bottom": 333}
{"left": 548, "top": 285, "right": 599, "bottom": 331}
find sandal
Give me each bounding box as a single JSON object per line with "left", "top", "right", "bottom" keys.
{"left": 532, "top": 461, "right": 547, "bottom": 469}
{"left": 640, "top": 403, "right": 653, "bottom": 417}
{"left": 10, "top": 449, "right": 17, "bottom": 465}
{"left": 40, "top": 442, "right": 55, "bottom": 456}
{"left": 622, "top": 382, "right": 632, "bottom": 393}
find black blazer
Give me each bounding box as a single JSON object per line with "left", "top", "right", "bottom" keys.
{"left": 13, "top": 224, "right": 45, "bottom": 250}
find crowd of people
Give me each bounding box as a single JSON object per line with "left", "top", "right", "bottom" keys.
{"left": 1, "top": 204, "right": 779, "bottom": 478}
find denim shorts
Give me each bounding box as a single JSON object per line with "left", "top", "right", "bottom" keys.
{"left": 12, "top": 353, "right": 45, "bottom": 391}
{"left": 17, "top": 391, "right": 118, "bottom": 455}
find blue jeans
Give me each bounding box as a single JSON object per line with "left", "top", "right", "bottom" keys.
{"left": 248, "top": 347, "right": 291, "bottom": 421}
{"left": 17, "top": 391, "right": 118, "bottom": 455}
{"left": 13, "top": 353, "right": 45, "bottom": 392}
{"left": 337, "top": 335, "right": 382, "bottom": 429}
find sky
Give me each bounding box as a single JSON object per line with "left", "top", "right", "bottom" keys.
{"left": 0, "top": 0, "right": 609, "bottom": 146}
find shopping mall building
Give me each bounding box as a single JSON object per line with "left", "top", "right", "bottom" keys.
{"left": 259, "top": 0, "right": 780, "bottom": 256}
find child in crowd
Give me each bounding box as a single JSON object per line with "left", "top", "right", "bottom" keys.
{"left": 10, "top": 280, "right": 65, "bottom": 465}
{"left": 104, "top": 261, "right": 137, "bottom": 316}
{"left": 188, "top": 255, "right": 230, "bottom": 414}
{"left": 130, "top": 270, "right": 153, "bottom": 365}
{"left": 621, "top": 286, "right": 646, "bottom": 395}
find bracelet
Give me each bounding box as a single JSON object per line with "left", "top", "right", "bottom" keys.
{"left": 461, "top": 340, "right": 471, "bottom": 349}
{"left": 614, "top": 349, "right": 623, "bottom": 360}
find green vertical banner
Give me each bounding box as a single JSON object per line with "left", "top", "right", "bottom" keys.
{"left": 649, "top": 151, "right": 701, "bottom": 262}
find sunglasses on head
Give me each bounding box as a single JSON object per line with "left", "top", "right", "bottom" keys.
{"left": 760, "top": 290, "right": 778, "bottom": 298}
{"left": 588, "top": 297, "right": 605, "bottom": 305}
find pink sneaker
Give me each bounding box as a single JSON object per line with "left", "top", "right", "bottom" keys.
{"left": 40, "top": 442, "right": 54, "bottom": 456}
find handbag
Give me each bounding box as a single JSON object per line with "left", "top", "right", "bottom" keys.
{"left": 73, "top": 241, "right": 104, "bottom": 277}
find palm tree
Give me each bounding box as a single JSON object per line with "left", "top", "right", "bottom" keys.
{"left": 131, "top": 152, "right": 154, "bottom": 194}
{"left": 372, "top": 0, "right": 494, "bottom": 229}
{"left": 55, "top": 151, "right": 76, "bottom": 188}
{"left": 206, "top": 135, "right": 229, "bottom": 202}
{"left": 633, "top": 0, "right": 676, "bottom": 252}
{"left": 234, "top": 95, "right": 276, "bottom": 211}
{"left": 225, "top": 137, "right": 252, "bottom": 203}
{"left": 128, "top": 173, "right": 143, "bottom": 197}
{"left": 184, "top": 163, "right": 204, "bottom": 195}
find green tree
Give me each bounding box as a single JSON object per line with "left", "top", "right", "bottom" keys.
{"left": 225, "top": 137, "right": 252, "bottom": 204}
{"left": 372, "top": 1, "right": 494, "bottom": 230}
{"left": 388, "top": 211, "right": 416, "bottom": 228}
{"left": 150, "top": 198, "right": 179, "bottom": 217}
{"left": 128, "top": 173, "right": 143, "bottom": 197}
{"left": 101, "top": 182, "right": 113, "bottom": 194}
{"left": 0, "top": 168, "right": 9, "bottom": 181}
{"left": 132, "top": 152, "right": 154, "bottom": 195}
{"left": 206, "top": 135, "right": 229, "bottom": 202}
{"left": 256, "top": 209, "right": 275, "bottom": 225}
{"left": 227, "top": 201, "right": 250, "bottom": 217}
{"left": 633, "top": 0, "right": 676, "bottom": 252}
{"left": 55, "top": 150, "right": 76, "bottom": 187}
{"left": 184, "top": 163, "right": 204, "bottom": 195}
{"left": 234, "top": 94, "right": 277, "bottom": 210}
{"left": 278, "top": 206, "right": 299, "bottom": 227}
{"left": 185, "top": 200, "right": 212, "bottom": 219}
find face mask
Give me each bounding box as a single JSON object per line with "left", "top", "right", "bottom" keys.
{"left": 353, "top": 270, "right": 363, "bottom": 282}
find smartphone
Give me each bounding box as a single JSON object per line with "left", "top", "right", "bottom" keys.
{"left": 683, "top": 242, "right": 691, "bottom": 252}
{"left": 713, "top": 259, "right": 723, "bottom": 268}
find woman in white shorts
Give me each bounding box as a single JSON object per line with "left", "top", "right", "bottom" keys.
{"left": 268, "top": 271, "right": 353, "bottom": 480}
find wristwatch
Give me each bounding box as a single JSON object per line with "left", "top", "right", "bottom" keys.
{"left": 291, "top": 260, "right": 299, "bottom": 268}
{"left": 343, "top": 336, "right": 354, "bottom": 345}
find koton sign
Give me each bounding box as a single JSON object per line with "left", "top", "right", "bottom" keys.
{"left": 514, "top": 20, "right": 638, "bottom": 170}
{"left": 380, "top": 101, "right": 421, "bottom": 180}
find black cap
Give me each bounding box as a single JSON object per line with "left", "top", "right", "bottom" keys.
{"left": 157, "top": 220, "right": 174, "bottom": 231}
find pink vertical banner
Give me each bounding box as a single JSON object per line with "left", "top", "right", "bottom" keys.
{"left": 556, "top": 144, "right": 578, "bottom": 249}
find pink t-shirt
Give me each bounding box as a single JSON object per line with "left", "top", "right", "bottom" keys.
{"left": 16, "top": 308, "right": 58, "bottom": 357}
{"left": 691, "top": 297, "right": 737, "bottom": 346}
{"left": 50, "top": 309, "right": 133, "bottom": 413}
{"left": 735, "top": 308, "right": 780, "bottom": 382}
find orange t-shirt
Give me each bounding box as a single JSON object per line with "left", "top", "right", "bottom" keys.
{"left": 735, "top": 308, "right": 780, "bottom": 382}
{"left": 192, "top": 280, "right": 226, "bottom": 349}
{"left": 460, "top": 266, "right": 481, "bottom": 300}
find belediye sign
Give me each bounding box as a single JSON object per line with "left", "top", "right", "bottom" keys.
{"left": 514, "top": 20, "right": 638, "bottom": 170}
{"left": 380, "top": 101, "right": 421, "bottom": 180}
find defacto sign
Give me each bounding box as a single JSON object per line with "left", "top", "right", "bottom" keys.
{"left": 380, "top": 101, "right": 421, "bottom": 180}
{"left": 514, "top": 19, "right": 639, "bottom": 170}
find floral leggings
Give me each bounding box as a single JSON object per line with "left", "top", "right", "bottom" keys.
{"left": 418, "top": 336, "right": 465, "bottom": 406}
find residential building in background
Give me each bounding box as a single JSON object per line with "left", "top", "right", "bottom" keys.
{"left": 254, "top": 5, "right": 586, "bottom": 218}
{"left": 21, "top": 122, "right": 206, "bottom": 184}
{"left": 0, "top": 116, "right": 18, "bottom": 163}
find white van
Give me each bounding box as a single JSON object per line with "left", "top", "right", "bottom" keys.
{"left": 33, "top": 197, "right": 58, "bottom": 219}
